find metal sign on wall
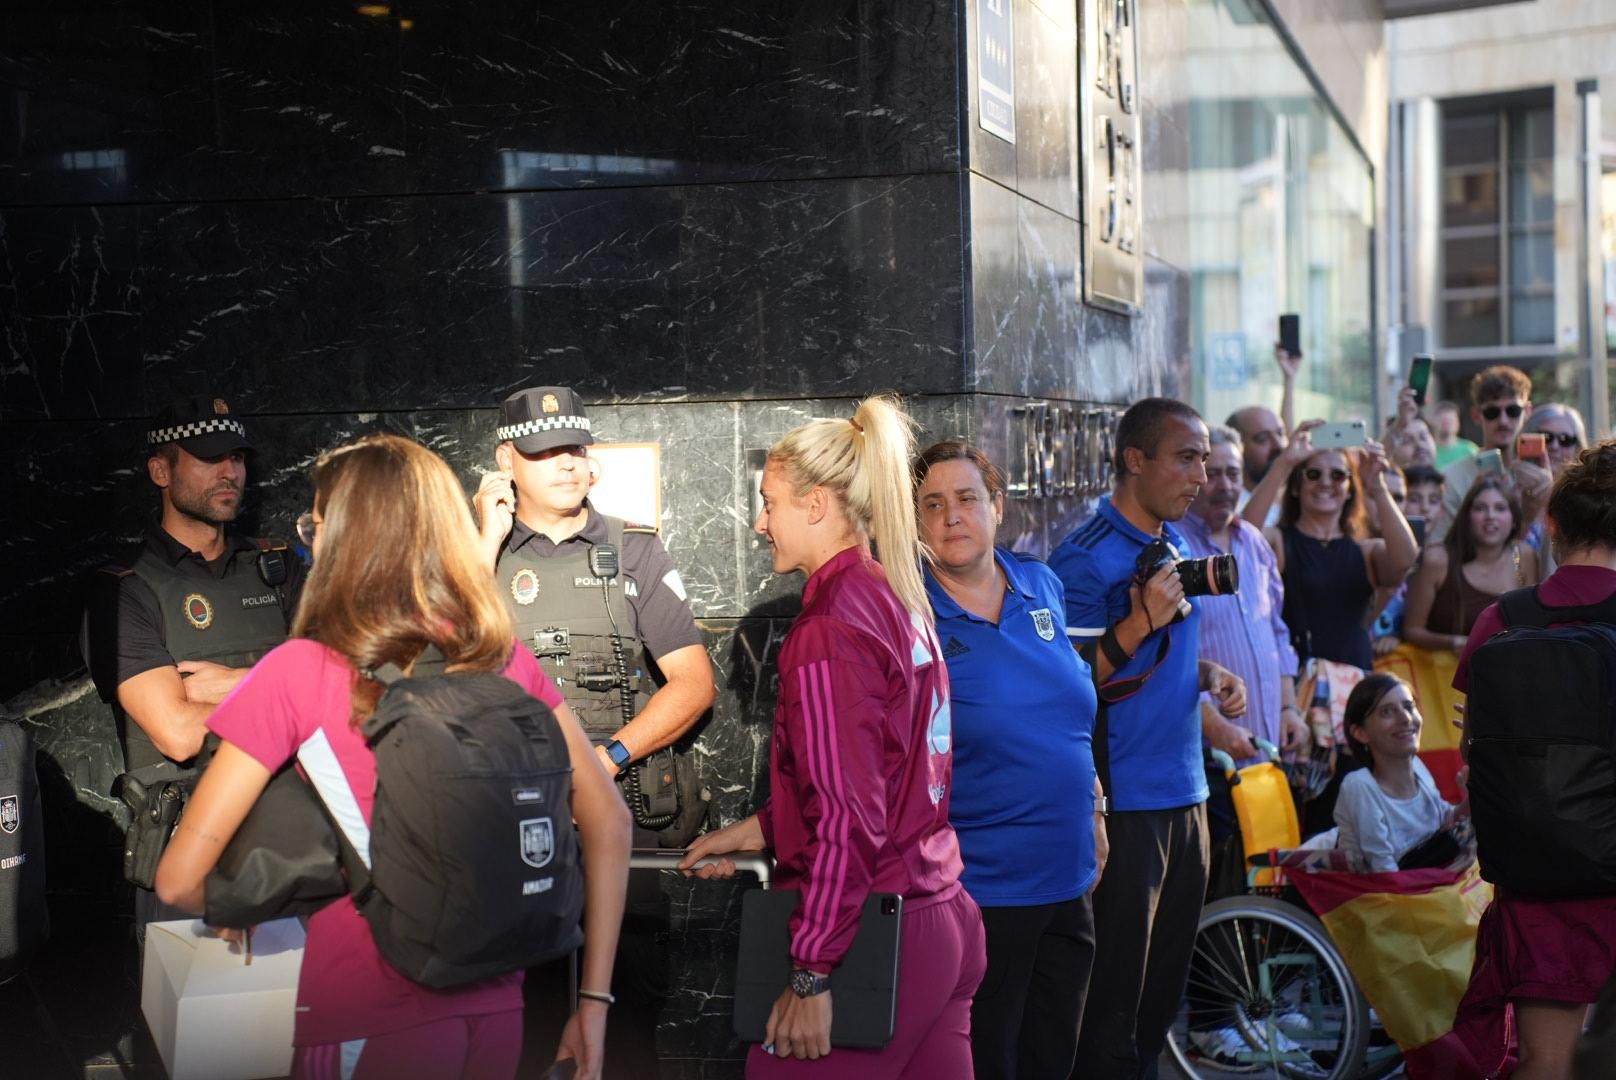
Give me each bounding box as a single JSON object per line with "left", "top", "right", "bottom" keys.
{"left": 977, "top": 0, "right": 1015, "bottom": 144}
{"left": 1081, "top": 0, "right": 1143, "bottom": 313}
{"left": 1007, "top": 402, "right": 1122, "bottom": 500}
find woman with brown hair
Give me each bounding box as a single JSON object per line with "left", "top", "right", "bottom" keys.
{"left": 1401, "top": 474, "right": 1538, "bottom": 654}
{"left": 1451, "top": 440, "right": 1616, "bottom": 1079}
{"left": 155, "top": 434, "right": 631, "bottom": 1080}
{"left": 1243, "top": 422, "right": 1419, "bottom": 669}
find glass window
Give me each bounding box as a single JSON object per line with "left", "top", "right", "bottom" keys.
{"left": 1509, "top": 105, "right": 1554, "bottom": 162}
{"left": 1445, "top": 235, "right": 1501, "bottom": 290}
{"left": 1439, "top": 93, "right": 1554, "bottom": 348}
{"left": 1445, "top": 297, "right": 1502, "bottom": 347}
{"left": 1443, "top": 172, "right": 1499, "bottom": 228}
{"left": 1508, "top": 162, "right": 1553, "bottom": 226}
{"left": 1443, "top": 113, "right": 1498, "bottom": 168}
{"left": 1508, "top": 228, "right": 1554, "bottom": 291}
{"left": 1183, "top": 0, "right": 1374, "bottom": 428}
{"left": 1509, "top": 295, "right": 1554, "bottom": 345}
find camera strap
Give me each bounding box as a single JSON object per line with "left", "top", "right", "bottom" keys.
{"left": 1095, "top": 627, "right": 1171, "bottom": 705}
{"left": 1090, "top": 626, "right": 1173, "bottom": 804}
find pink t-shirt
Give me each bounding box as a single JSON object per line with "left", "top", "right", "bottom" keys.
{"left": 207, "top": 638, "right": 565, "bottom": 1046}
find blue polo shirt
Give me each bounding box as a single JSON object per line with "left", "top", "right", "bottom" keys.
{"left": 926, "top": 549, "right": 1098, "bottom": 906}
{"left": 1047, "top": 496, "right": 1208, "bottom": 812}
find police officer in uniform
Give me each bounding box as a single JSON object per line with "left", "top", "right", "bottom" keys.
{"left": 475, "top": 386, "right": 715, "bottom": 1077}
{"left": 81, "top": 397, "right": 304, "bottom": 936}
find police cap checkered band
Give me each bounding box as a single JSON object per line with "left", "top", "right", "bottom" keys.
{"left": 496, "top": 415, "right": 592, "bottom": 442}
{"left": 147, "top": 417, "right": 249, "bottom": 446}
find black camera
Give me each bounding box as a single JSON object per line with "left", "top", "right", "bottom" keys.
{"left": 533, "top": 627, "right": 571, "bottom": 658}
{"left": 1134, "top": 539, "right": 1239, "bottom": 606}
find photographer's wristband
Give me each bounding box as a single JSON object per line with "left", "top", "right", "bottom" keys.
{"left": 1099, "top": 628, "right": 1134, "bottom": 671}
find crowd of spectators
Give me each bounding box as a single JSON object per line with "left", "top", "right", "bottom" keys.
{"left": 83, "top": 361, "right": 1614, "bottom": 1080}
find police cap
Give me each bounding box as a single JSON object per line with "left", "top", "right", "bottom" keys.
{"left": 496, "top": 386, "right": 595, "bottom": 455}
{"left": 146, "top": 396, "right": 252, "bottom": 458}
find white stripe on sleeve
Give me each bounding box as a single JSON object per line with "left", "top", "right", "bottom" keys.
{"left": 298, "top": 728, "right": 373, "bottom": 869}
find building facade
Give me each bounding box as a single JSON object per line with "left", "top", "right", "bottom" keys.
{"left": 1387, "top": 0, "right": 1615, "bottom": 433}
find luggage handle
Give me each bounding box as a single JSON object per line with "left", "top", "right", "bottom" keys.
{"left": 628, "top": 847, "right": 773, "bottom": 889}
{"left": 562, "top": 849, "right": 774, "bottom": 1014}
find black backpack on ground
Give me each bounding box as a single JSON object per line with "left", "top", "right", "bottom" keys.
{"left": 320, "top": 653, "right": 585, "bottom": 988}
{"left": 0, "top": 718, "right": 49, "bottom": 982}
{"left": 1465, "top": 586, "right": 1616, "bottom": 898}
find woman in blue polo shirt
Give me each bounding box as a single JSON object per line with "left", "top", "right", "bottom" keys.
{"left": 914, "top": 440, "right": 1104, "bottom": 1080}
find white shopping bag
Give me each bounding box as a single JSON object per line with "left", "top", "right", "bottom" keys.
{"left": 141, "top": 917, "right": 304, "bottom": 1080}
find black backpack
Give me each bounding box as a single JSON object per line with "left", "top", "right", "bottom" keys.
{"left": 1466, "top": 587, "right": 1616, "bottom": 898}
{"left": 0, "top": 718, "right": 49, "bottom": 981}
{"left": 323, "top": 655, "right": 585, "bottom": 988}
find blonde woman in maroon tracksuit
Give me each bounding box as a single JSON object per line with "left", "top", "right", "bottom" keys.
{"left": 681, "top": 394, "right": 985, "bottom": 1078}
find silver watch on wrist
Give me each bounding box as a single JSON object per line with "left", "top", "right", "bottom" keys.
{"left": 789, "top": 967, "right": 831, "bottom": 998}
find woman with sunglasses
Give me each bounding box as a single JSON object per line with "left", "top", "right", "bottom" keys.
{"left": 1242, "top": 420, "right": 1419, "bottom": 671}
{"left": 1400, "top": 474, "right": 1537, "bottom": 655}
{"left": 1518, "top": 404, "right": 1589, "bottom": 577}
{"left": 155, "top": 434, "right": 632, "bottom": 1080}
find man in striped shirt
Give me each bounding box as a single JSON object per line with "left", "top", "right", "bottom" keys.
{"left": 1179, "top": 425, "right": 1307, "bottom": 766}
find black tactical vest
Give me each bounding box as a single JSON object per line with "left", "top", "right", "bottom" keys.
{"left": 118, "top": 542, "right": 291, "bottom": 774}
{"left": 497, "top": 515, "right": 654, "bottom": 743}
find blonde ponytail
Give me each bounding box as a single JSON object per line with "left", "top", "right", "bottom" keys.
{"left": 769, "top": 393, "right": 931, "bottom": 623}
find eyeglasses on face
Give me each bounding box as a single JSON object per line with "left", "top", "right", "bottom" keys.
{"left": 1303, "top": 467, "right": 1350, "bottom": 485}
{"left": 296, "top": 511, "right": 319, "bottom": 547}
{"left": 1541, "top": 432, "right": 1581, "bottom": 448}
{"left": 1481, "top": 404, "right": 1525, "bottom": 421}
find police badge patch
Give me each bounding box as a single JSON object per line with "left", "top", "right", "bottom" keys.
{"left": 1030, "top": 608, "right": 1056, "bottom": 641}
{"left": 183, "top": 593, "right": 214, "bottom": 630}
{"left": 520, "top": 817, "right": 555, "bottom": 868}
{"left": 0, "top": 795, "right": 18, "bottom": 835}
{"left": 510, "top": 568, "right": 540, "bottom": 605}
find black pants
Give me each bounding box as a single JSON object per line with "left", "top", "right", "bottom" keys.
{"left": 972, "top": 893, "right": 1096, "bottom": 1080}
{"left": 1070, "top": 803, "right": 1209, "bottom": 1080}
{"left": 521, "top": 824, "right": 668, "bottom": 1080}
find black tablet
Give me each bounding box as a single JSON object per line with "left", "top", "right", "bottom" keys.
{"left": 732, "top": 889, "right": 903, "bottom": 1049}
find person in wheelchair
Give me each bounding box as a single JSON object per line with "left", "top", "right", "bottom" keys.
{"left": 1335, "top": 673, "right": 1465, "bottom": 873}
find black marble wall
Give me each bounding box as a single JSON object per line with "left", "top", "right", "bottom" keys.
{"left": 2, "top": 1, "right": 1182, "bottom": 1074}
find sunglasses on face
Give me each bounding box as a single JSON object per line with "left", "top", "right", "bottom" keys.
{"left": 1542, "top": 432, "right": 1581, "bottom": 448}
{"left": 1481, "top": 404, "right": 1525, "bottom": 421}
{"left": 1304, "top": 467, "right": 1350, "bottom": 485}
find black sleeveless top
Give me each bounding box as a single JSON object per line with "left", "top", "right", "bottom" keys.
{"left": 1280, "top": 525, "right": 1374, "bottom": 669}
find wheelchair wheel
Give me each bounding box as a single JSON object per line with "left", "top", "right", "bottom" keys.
{"left": 1166, "top": 896, "right": 1371, "bottom": 1080}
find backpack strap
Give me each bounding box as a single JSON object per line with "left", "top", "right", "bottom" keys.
{"left": 1497, "top": 585, "right": 1616, "bottom": 629}
{"left": 363, "top": 644, "right": 447, "bottom": 686}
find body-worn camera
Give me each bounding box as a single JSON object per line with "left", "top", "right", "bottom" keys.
{"left": 1133, "top": 539, "right": 1239, "bottom": 621}
{"left": 533, "top": 627, "right": 571, "bottom": 658}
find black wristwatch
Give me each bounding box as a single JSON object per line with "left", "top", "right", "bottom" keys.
{"left": 605, "top": 739, "right": 633, "bottom": 769}
{"left": 789, "top": 968, "right": 831, "bottom": 998}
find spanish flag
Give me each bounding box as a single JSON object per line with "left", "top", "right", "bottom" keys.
{"left": 1289, "top": 863, "right": 1494, "bottom": 1079}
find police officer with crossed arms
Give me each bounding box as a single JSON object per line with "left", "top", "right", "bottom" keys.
{"left": 82, "top": 397, "right": 304, "bottom": 935}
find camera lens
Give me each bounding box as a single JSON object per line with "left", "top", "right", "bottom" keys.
{"left": 1177, "top": 554, "right": 1239, "bottom": 597}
